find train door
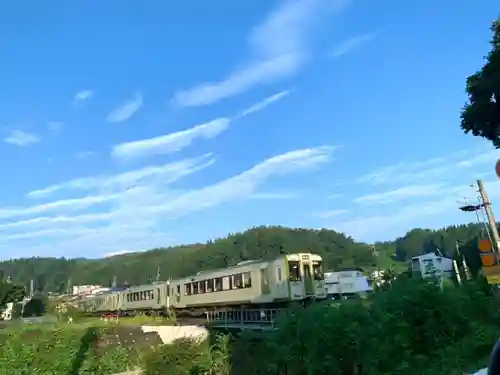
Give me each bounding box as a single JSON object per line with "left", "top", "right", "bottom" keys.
{"left": 288, "top": 260, "right": 303, "bottom": 299}
{"left": 260, "top": 268, "right": 271, "bottom": 294}
{"left": 302, "top": 260, "right": 314, "bottom": 296}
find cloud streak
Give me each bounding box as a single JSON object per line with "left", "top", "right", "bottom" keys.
{"left": 112, "top": 118, "right": 230, "bottom": 162}
{"left": 357, "top": 148, "right": 500, "bottom": 186}
{"left": 3, "top": 146, "right": 336, "bottom": 258}
{"left": 330, "top": 31, "right": 378, "bottom": 58}
{"left": 106, "top": 93, "right": 143, "bottom": 123}
{"left": 27, "top": 154, "right": 215, "bottom": 199}
{"left": 235, "top": 90, "right": 292, "bottom": 119}
{"left": 4, "top": 130, "right": 40, "bottom": 146}
{"left": 72, "top": 90, "right": 93, "bottom": 105}
{"left": 113, "top": 90, "right": 290, "bottom": 162}
{"left": 171, "top": 0, "right": 343, "bottom": 108}
{"left": 353, "top": 183, "right": 444, "bottom": 205}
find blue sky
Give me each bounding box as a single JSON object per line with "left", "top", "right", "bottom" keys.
{"left": 0, "top": 0, "right": 500, "bottom": 259}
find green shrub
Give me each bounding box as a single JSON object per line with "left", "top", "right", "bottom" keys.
{"left": 0, "top": 325, "right": 144, "bottom": 375}
{"left": 142, "top": 337, "right": 211, "bottom": 375}
{"left": 235, "top": 278, "right": 498, "bottom": 375}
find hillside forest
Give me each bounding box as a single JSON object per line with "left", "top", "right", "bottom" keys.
{"left": 0, "top": 223, "right": 490, "bottom": 293}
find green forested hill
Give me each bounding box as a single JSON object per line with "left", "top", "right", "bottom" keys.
{"left": 0, "top": 223, "right": 489, "bottom": 293}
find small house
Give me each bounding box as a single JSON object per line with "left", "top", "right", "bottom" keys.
{"left": 410, "top": 252, "right": 453, "bottom": 280}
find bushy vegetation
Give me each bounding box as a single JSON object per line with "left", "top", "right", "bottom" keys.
{"left": 1, "top": 271, "right": 496, "bottom": 375}
{"left": 0, "top": 325, "right": 148, "bottom": 375}
{"left": 137, "top": 278, "right": 499, "bottom": 375}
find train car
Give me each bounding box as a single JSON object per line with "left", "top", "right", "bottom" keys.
{"left": 84, "top": 290, "right": 121, "bottom": 315}
{"left": 169, "top": 252, "right": 326, "bottom": 316}
{"left": 121, "top": 282, "right": 170, "bottom": 316}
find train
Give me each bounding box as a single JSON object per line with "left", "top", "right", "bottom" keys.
{"left": 82, "top": 252, "right": 326, "bottom": 317}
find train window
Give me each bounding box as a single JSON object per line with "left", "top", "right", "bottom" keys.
{"left": 199, "top": 281, "right": 206, "bottom": 294}
{"left": 277, "top": 268, "right": 282, "bottom": 281}
{"left": 177, "top": 285, "right": 181, "bottom": 295}
{"left": 207, "top": 279, "right": 214, "bottom": 293}
{"left": 193, "top": 282, "right": 199, "bottom": 294}
{"left": 288, "top": 261, "right": 301, "bottom": 282}
{"left": 215, "top": 277, "right": 223, "bottom": 291}
{"left": 243, "top": 272, "right": 252, "bottom": 288}
{"left": 313, "top": 261, "right": 324, "bottom": 281}
{"left": 166, "top": 287, "right": 170, "bottom": 297}
{"left": 185, "top": 283, "right": 192, "bottom": 296}
{"left": 233, "top": 274, "right": 243, "bottom": 289}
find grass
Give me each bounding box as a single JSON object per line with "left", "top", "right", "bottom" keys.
{"left": 75, "top": 314, "right": 175, "bottom": 326}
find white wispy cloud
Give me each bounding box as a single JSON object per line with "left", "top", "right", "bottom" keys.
{"left": 112, "top": 118, "right": 230, "bottom": 162}
{"left": 147, "top": 146, "right": 336, "bottom": 218}
{"left": 27, "top": 154, "right": 215, "bottom": 199}
{"left": 357, "top": 148, "right": 500, "bottom": 186}
{"left": 314, "top": 209, "right": 348, "bottom": 219}
{"left": 75, "top": 150, "right": 96, "bottom": 159}
{"left": 353, "top": 183, "right": 443, "bottom": 205}
{"left": 250, "top": 191, "right": 298, "bottom": 200}
{"left": 113, "top": 90, "right": 290, "bottom": 162}
{"left": 330, "top": 31, "right": 378, "bottom": 58}
{"left": 72, "top": 89, "right": 93, "bottom": 105}
{"left": 106, "top": 92, "right": 143, "bottom": 123}
{"left": 0, "top": 194, "right": 117, "bottom": 221}
{"left": 4, "top": 129, "right": 40, "bottom": 146}
{"left": 2, "top": 146, "right": 336, "bottom": 257}
{"left": 235, "top": 90, "right": 292, "bottom": 119}
{"left": 171, "top": 0, "right": 344, "bottom": 108}
{"left": 330, "top": 179, "right": 500, "bottom": 242}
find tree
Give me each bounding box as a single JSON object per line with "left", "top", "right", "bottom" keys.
{"left": 460, "top": 18, "right": 500, "bottom": 147}
{"left": 0, "top": 280, "right": 25, "bottom": 308}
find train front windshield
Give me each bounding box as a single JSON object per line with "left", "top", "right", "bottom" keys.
{"left": 288, "top": 261, "right": 301, "bottom": 281}
{"left": 312, "top": 260, "right": 324, "bottom": 281}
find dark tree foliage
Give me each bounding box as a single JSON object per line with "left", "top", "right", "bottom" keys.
{"left": 0, "top": 224, "right": 492, "bottom": 292}
{"left": 0, "top": 279, "right": 25, "bottom": 308}
{"left": 389, "top": 223, "right": 486, "bottom": 261}
{"left": 461, "top": 18, "right": 500, "bottom": 147}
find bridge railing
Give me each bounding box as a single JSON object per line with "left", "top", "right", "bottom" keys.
{"left": 206, "top": 308, "right": 280, "bottom": 328}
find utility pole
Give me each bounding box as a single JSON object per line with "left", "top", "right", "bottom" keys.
{"left": 477, "top": 180, "right": 500, "bottom": 257}
{"left": 455, "top": 241, "right": 471, "bottom": 280}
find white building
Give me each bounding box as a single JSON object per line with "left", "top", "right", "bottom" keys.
{"left": 324, "top": 270, "right": 373, "bottom": 298}
{"left": 410, "top": 252, "right": 453, "bottom": 280}
{"left": 72, "top": 285, "right": 109, "bottom": 296}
